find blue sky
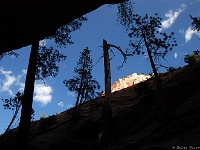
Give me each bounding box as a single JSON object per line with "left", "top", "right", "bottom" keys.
{"left": 0, "top": 0, "right": 200, "bottom": 134}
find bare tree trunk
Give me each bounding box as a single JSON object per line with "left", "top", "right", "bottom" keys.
{"left": 100, "top": 39, "right": 113, "bottom": 147}
{"left": 143, "top": 35, "right": 161, "bottom": 89}
{"left": 16, "top": 41, "right": 39, "bottom": 150}
{"left": 103, "top": 40, "right": 111, "bottom": 103}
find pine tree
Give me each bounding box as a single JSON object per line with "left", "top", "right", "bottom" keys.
{"left": 128, "top": 14, "right": 177, "bottom": 89}
{"left": 63, "top": 47, "right": 100, "bottom": 133}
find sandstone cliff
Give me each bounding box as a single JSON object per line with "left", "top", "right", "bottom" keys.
{"left": 111, "top": 73, "right": 151, "bottom": 92}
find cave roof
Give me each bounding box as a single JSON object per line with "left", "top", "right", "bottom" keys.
{"left": 0, "top": 0, "right": 125, "bottom": 53}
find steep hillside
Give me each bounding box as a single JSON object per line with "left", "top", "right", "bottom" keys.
{"left": 0, "top": 63, "right": 200, "bottom": 150}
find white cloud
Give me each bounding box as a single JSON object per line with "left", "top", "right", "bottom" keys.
{"left": 16, "top": 82, "right": 25, "bottom": 92}
{"left": 0, "top": 67, "right": 53, "bottom": 106}
{"left": 161, "top": 4, "right": 186, "bottom": 30}
{"left": 0, "top": 68, "right": 12, "bottom": 75}
{"left": 185, "top": 27, "right": 200, "bottom": 43}
{"left": 1, "top": 76, "right": 15, "bottom": 96}
{"left": 0, "top": 67, "right": 16, "bottom": 96}
{"left": 33, "top": 83, "right": 53, "bottom": 106}
{"left": 15, "top": 69, "right": 27, "bottom": 92}
{"left": 58, "top": 101, "right": 64, "bottom": 107}
{"left": 185, "top": 27, "right": 195, "bottom": 42}
{"left": 174, "top": 52, "right": 178, "bottom": 59}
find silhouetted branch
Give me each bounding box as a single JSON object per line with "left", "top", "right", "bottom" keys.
{"left": 108, "top": 44, "right": 132, "bottom": 69}
{"left": 94, "top": 55, "right": 104, "bottom": 67}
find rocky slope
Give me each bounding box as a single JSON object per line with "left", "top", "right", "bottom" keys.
{"left": 111, "top": 73, "right": 151, "bottom": 92}
{"left": 0, "top": 63, "right": 200, "bottom": 150}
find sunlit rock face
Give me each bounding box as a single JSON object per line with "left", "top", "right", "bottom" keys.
{"left": 111, "top": 73, "right": 151, "bottom": 92}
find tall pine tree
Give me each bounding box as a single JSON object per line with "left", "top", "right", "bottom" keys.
{"left": 128, "top": 14, "right": 177, "bottom": 89}
{"left": 63, "top": 47, "right": 100, "bottom": 133}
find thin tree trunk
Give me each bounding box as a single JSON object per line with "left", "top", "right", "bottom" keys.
{"left": 16, "top": 41, "right": 39, "bottom": 149}
{"left": 100, "top": 39, "right": 112, "bottom": 147}
{"left": 68, "top": 60, "right": 86, "bottom": 134}
{"left": 143, "top": 35, "right": 161, "bottom": 89}
{"left": 68, "top": 92, "right": 81, "bottom": 134}
{"left": 1, "top": 104, "right": 21, "bottom": 141}
{"left": 76, "top": 89, "right": 85, "bottom": 116}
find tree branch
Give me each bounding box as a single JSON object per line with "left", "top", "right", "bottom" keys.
{"left": 108, "top": 44, "right": 132, "bottom": 69}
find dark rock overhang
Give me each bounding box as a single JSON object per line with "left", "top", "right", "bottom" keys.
{"left": 0, "top": 0, "right": 126, "bottom": 54}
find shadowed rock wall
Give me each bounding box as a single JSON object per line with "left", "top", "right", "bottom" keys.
{"left": 0, "top": 0, "right": 126, "bottom": 53}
